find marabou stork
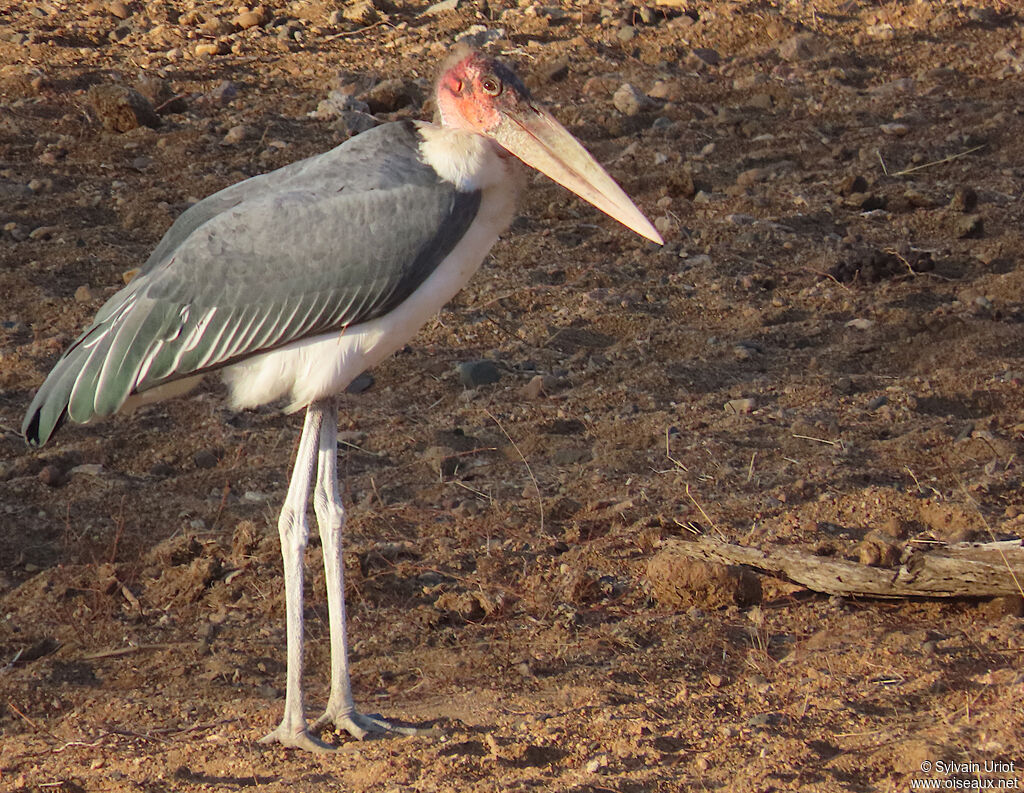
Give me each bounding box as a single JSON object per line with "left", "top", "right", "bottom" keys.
{"left": 23, "top": 48, "right": 663, "bottom": 751}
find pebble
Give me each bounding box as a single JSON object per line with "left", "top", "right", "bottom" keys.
{"left": 776, "top": 33, "right": 824, "bottom": 61}
{"left": 953, "top": 214, "right": 983, "bottom": 238}
{"left": 233, "top": 9, "right": 268, "bottom": 29}
{"left": 221, "top": 124, "right": 253, "bottom": 145}
{"left": 107, "top": 0, "right": 130, "bottom": 19}
{"left": 193, "top": 449, "right": 221, "bottom": 469}
{"left": 195, "top": 41, "right": 226, "bottom": 57}
{"left": 38, "top": 464, "right": 65, "bottom": 488}
{"left": 880, "top": 122, "right": 910, "bottom": 136}
{"left": 616, "top": 25, "right": 635, "bottom": 43}
{"left": 845, "top": 318, "right": 874, "bottom": 330}
{"left": 457, "top": 360, "right": 501, "bottom": 388}
{"left": 725, "top": 397, "right": 756, "bottom": 414}
{"left": 520, "top": 374, "right": 544, "bottom": 400}
{"left": 949, "top": 186, "right": 977, "bottom": 212}
{"left": 332, "top": 111, "right": 378, "bottom": 137}
{"left": 74, "top": 285, "right": 94, "bottom": 303}
{"left": 361, "top": 78, "right": 421, "bottom": 114}
{"left": 421, "top": 0, "right": 461, "bottom": 13}
{"left": 612, "top": 83, "right": 648, "bottom": 116}
{"left": 346, "top": 372, "right": 374, "bottom": 394}
{"left": 208, "top": 81, "right": 239, "bottom": 106}
{"left": 88, "top": 84, "right": 161, "bottom": 133}
{"left": 28, "top": 225, "right": 61, "bottom": 240}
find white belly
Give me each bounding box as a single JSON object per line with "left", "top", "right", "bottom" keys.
{"left": 221, "top": 160, "right": 519, "bottom": 412}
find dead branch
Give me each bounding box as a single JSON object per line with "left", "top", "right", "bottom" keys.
{"left": 660, "top": 536, "right": 1024, "bottom": 598}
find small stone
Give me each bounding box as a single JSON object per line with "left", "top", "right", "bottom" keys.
{"left": 520, "top": 375, "right": 544, "bottom": 400}
{"left": 690, "top": 47, "right": 720, "bottom": 66}
{"left": 221, "top": 124, "right": 253, "bottom": 145}
{"left": 776, "top": 33, "right": 824, "bottom": 61}
{"left": 838, "top": 175, "right": 869, "bottom": 196}
{"left": 880, "top": 122, "right": 910, "bottom": 136}
{"left": 193, "top": 449, "right": 221, "bottom": 469}
{"left": 107, "top": 0, "right": 130, "bottom": 19}
{"left": 332, "top": 110, "right": 378, "bottom": 137}
{"left": 421, "top": 0, "right": 460, "bottom": 15}
{"left": 845, "top": 318, "right": 874, "bottom": 330}
{"left": 233, "top": 9, "right": 267, "bottom": 29}
{"left": 88, "top": 84, "right": 161, "bottom": 133}
{"left": 613, "top": 83, "right": 648, "bottom": 117}
{"left": 341, "top": 0, "right": 379, "bottom": 24}
{"left": 195, "top": 41, "right": 226, "bottom": 57}
{"left": 208, "top": 80, "right": 239, "bottom": 106}
{"left": 149, "top": 462, "right": 176, "bottom": 477}
{"left": 457, "top": 360, "right": 501, "bottom": 388}
{"left": 725, "top": 397, "right": 756, "bottom": 414}
{"left": 949, "top": 186, "right": 978, "bottom": 212}
{"left": 346, "top": 372, "right": 374, "bottom": 394}
{"left": 616, "top": 24, "right": 636, "bottom": 42}
{"left": 360, "top": 78, "right": 421, "bottom": 114}
{"left": 39, "top": 464, "right": 65, "bottom": 488}
{"left": 28, "top": 225, "right": 61, "bottom": 240}
{"left": 541, "top": 58, "right": 569, "bottom": 83}
{"left": 122, "top": 267, "right": 140, "bottom": 284}
{"left": 953, "top": 214, "right": 983, "bottom": 239}
{"left": 74, "top": 285, "right": 94, "bottom": 303}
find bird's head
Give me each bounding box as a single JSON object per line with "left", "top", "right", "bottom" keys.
{"left": 435, "top": 48, "right": 663, "bottom": 245}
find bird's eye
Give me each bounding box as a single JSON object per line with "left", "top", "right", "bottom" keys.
{"left": 481, "top": 75, "right": 502, "bottom": 96}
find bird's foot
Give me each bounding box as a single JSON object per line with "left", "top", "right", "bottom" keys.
{"left": 311, "top": 708, "right": 426, "bottom": 740}
{"left": 259, "top": 723, "right": 336, "bottom": 753}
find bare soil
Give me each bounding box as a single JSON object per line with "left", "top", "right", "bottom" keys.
{"left": 2, "top": 1, "right": 1023, "bottom": 791}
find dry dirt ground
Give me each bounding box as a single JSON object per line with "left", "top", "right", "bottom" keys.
{"left": 2, "top": 0, "right": 1024, "bottom": 791}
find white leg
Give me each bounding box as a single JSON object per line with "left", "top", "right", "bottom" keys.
{"left": 259, "top": 404, "right": 333, "bottom": 752}
{"left": 310, "top": 398, "right": 419, "bottom": 739}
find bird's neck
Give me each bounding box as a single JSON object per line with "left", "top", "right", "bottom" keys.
{"left": 416, "top": 122, "right": 519, "bottom": 196}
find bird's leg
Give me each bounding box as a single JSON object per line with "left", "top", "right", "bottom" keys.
{"left": 258, "top": 404, "right": 333, "bottom": 753}
{"left": 310, "top": 398, "right": 419, "bottom": 739}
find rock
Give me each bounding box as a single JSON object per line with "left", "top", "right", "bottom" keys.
{"left": 208, "top": 80, "right": 239, "bottom": 106}
{"left": 340, "top": 0, "right": 379, "bottom": 25}
{"left": 845, "top": 318, "right": 874, "bottom": 330}
{"left": 880, "top": 122, "right": 910, "bottom": 136}
{"left": 309, "top": 90, "right": 368, "bottom": 120}
{"left": 332, "top": 110, "right": 378, "bottom": 137}
{"left": 776, "top": 33, "right": 824, "bottom": 61}
{"left": 74, "top": 285, "right": 94, "bottom": 303}
{"left": 360, "top": 78, "right": 421, "bottom": 114}
{"left": 221, "top": 124, "right": 253, "bottom": 145}
{"left": 612, "top": 83, "right": 649, "bottom": 116}
{"left": 949, "top": 186, "right": 977, "bottom": 212}
{"left": 616, "top": 25, "right": 636, "bottom": 43}
{"left": 953, "top": 213, "right": 983, "bottom": 238}
{"left": 88, "top": 84, "right": 161, "bottom": 133}
{"left": 122, "top": 267, "right": 140, "bottom": 284}
{"left": 690, "top": 47, "right": 720, "bottom": 66}
{"left": 421, "top": 0, "right": 460, "bottom": 15}
{"left": 193, "top": 449, "right": 221, "bottom": 469}
{"left": 195, "top": 41, "right": 227, "bottom": 57}
{"left": 38, "top": 464, "right": 65, "bottom": 488}
{"left": 725, "top": 397, "right": 756, "bottom": 414}
{"left": 233, "top": 9, "right": 268, "bottom": 29}
{"left": 541, "top": 58, "right": 569, "bottom": 83}
{"left": 107, "top": 0, "right": 130, "bottom": 20}
{"left": 346, "top": 372, "right": 374, "bottom": 394}
{"left": 28, "top": 225, "right": 61, "bottom": 240}
{"left": 520, "top": 375, "right": 544, "bottom": 400}
{"left": 457, "top": 360, "right": 501, "bottom": 388}
{"left": 647, "top": 551, "right": 762, "bottom": 609}
{"left": 134, "top": 75, "right": 186, "bottom": 114}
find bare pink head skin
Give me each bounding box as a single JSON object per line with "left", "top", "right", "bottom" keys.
{"left": 435, "top": 49, "right": 663, "bottom": 244}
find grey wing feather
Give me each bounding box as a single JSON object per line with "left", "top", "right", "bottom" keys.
{"left": 23, "top": 122, "right": 482, "bottom": 445}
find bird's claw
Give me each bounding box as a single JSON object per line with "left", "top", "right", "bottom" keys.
{"left": 312, "top": 709, "right": 425, "bottom": 740}
{"left": 259, "top": 724, "right": 336, "bottom": 753}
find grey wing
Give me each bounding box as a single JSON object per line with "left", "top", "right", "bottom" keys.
{"left": 23, "top": 127, "right": 481, "bottom": 445}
